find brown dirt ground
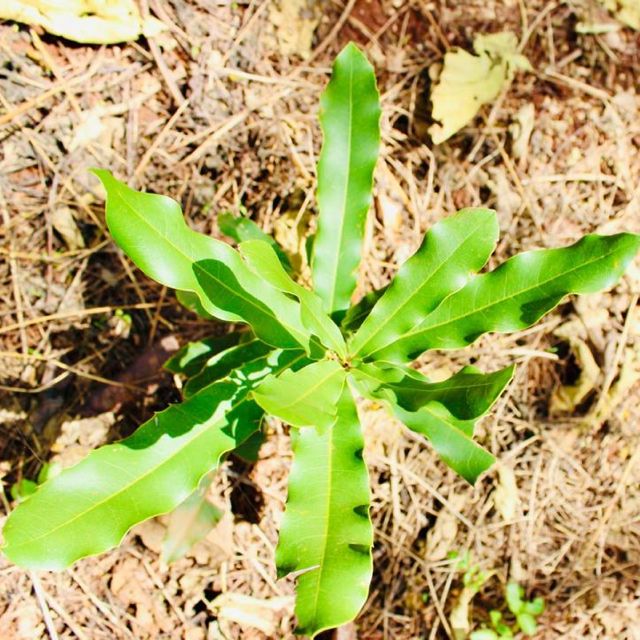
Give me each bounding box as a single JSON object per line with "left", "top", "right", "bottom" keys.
{"left": 1, "top": 1, "right": 640, "bottom": 638}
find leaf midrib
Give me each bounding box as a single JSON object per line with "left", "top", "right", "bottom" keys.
{"left": 259, "top": 364, "right": 345, "bottom": 412}
{"left": 111, "top": 183, "right": 308, "bottom": 347}
{"left": 390, "top": 243, "right": 625, "bottom": 347}
{"left": 323, "top": 58, "right": 355, "bottom": 313}
{"left": 307, "top": 410, "right": 337, "bottom": 629}
{"left": 10, "top": 354, "right": 306, "bottom": 551}
{"left": 353, "top": 215, "right": 491, "bottom": 356}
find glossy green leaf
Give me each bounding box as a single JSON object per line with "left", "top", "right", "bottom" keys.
{"left": 175, "top": 289, "right": 215, "bottom": 319}
{"left": 253, "top": 360, "right": 346, "bottom": 430}
{"left": 349, "top": 208, "right": 499, "bottom": 359}
{"left": 184, "top": 338, "right": 276, "bottom": 397}
{"left": 312, "top": 43, "right": 380, "bottom": 315}
{"left": 341, "top": 286, "right": 387, "bottom": 334}
{"left": 277, "top": 386, "right": 372, "bottom": 637}
{"left": 368, "top": 233, "right": 640, "bottom": 362}
{"left": 239, "top": 240, "right": 346, "bottom": 357}
{"left": 161, "top": 476, "right": 223, "bottom": 565}
{"left": 164, "top": 332, "right": 243, "bottom": 377}
{"left": 358, "top": 362, "right": 514, "bottom": 419}
{"left": 94, "top": 170, "right": 312, "bottom": 351}
{"left": 2, "top": 350, "right": 304, "bottom": 570}
{"left": 218, "top": 211, "right": 291, "bottom": 271}
{"left": 394, "top": 403, "right": 495, "bottom": 483}
{"left": 351, "top": 367, "right": 494, "bottom": 483}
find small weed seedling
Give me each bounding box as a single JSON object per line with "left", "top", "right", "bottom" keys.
{"left": 470, "top": 582, "right": 545, "bottom": 639}
{"left": 3, "top": 44, "right": 639, "bottom": 637}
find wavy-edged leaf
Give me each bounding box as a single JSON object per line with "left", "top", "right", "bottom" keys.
{"left": 184, "top": 339, "right": 275, "bottom": 397}
{"left": 94, "top": 170, "right": 312, "bottom": 351}
{"left": 218, "top": 212, "right": 292, "bottom": 272}
{"left": 277, "top": 385, "right": 372, "bottom": 637}
{"left": 162, "top": 476, "right": 223, "bottom": 565}
{"left": 351, "top": 368, "right": 494, "bottom": 483}
{"left": 312, "top": 43, "right": 380, "bottom": 316}
{"left": 239, "top": 240, "right": 346, "bottom": 357}
{"left": 175, "top": 289, "right": 215, "bottom": 319}
{"left": 341, "top": 286, "right": 387, "bottom": 334}
{"left": 349, "top": 208, "right": 499, "bottom": 360}
{"left": 164, "top": 331, "right": 243, "bottom": 377}
{"left": 397, "top": 404, "right": 493, "bottom": 483}
{"left": 2, "top": 350, "right": 305, "bottom": 570}
{"left": 368, "top": 233, "right": 640, "bottom": 362}
{"left": 253, "top": 360, "right": 346, "bottom": 430}
{"left": 358, "top": 361, "right": 514, "bottom": 419}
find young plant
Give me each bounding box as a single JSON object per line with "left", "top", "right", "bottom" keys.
{"left": 470, "top": 582, "right": 545, "bottom": 639}
{"left": 2, "top": 43, "right": 639, "bottom": 637}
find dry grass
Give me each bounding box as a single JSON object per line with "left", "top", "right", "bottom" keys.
{"left": 1, "top": 0, "right": 640, "bottom": 638}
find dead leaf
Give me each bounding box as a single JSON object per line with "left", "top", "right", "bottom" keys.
{"left": 601, "top": 0, "right": 640, "bottom": 29}
{"left": 162, "top": 481, "right": 224, "bottom": 566}
{"left": 51, "top": 206, "right": 85, "bottom": 250}
{"left": 210, "top": 592, "right": 293, "bottom": 636}
{"left": 429, "top": 32, "right": 531, "bottom": 144}
{"left": 0, "top": 0, "right": 166, "bottom": 45}
{"left": 449, "top": 561, "right": 494, "bottom": 640}
{"left": 587, "top": 346, "right": 640, "bottom": 427}
{"left": 493, "top": 463, "right": 519, "bottom": 521}
{"left": 550, "top": 335, "right": 601, "bottom": 415}
{"left": 267, "top": 0, "right": 319, "bottom": 59}
{"left": 510, "top": 102, "right": 535, "bottom": 163}
{"left": 425, "top": 493, "right": 467, "bottom": 561}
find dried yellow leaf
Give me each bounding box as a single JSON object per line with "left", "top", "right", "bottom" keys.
{"left": 601, "top": 0, "right": 640, "bottom": 30}
{"left": 0, "top": 0, "right": 165, "bottom": 44}
{"left": 429, "top": 32, "right": 531, "bottom": 144}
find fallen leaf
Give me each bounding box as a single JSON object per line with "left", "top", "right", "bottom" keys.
{"left": 587, "top": 346, "right": 640, "bottom": 427}
{"left": 509, "top": 102, "right": 535, "bottom": 162}
{"left": 450, "top": 561, "right": 494, "bottom": 640}
{"left": 601, "top": 0, "right": 640, "bottom": 29}
{"left": 493, "top": 463, "right": 519, "bottom": 521}
{"left": 0, "top": 0, "right": 166, "bottom": 45}
{"left": 426, "top": 493, "right": 467, "bottom": 561}
{"left": 51, "top": 206, "right": 85, "bottom": 250}
{"left": 429, "top": 32, "right": 531, "bottom": 144}
{"left": 162, "top": 480, "right": 223, "bottom": 566}
{"left": 550, "top": 334, "right": 601, "bottom": 416}
{"left": 210, "top": 592, "right": 293, "bottom": 636}
{"left": 267, "top": 0, "right": 319, "bottom": 59}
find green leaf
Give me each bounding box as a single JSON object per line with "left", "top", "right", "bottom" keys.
{"left": 349, "top": 208, "right": 499, "bottom": 359}
{"left": 312, "top": 43, "right": 380, "bottom": 316}
{"left": 183, "top": 338, "right": 275, "bottom": 397}
{"left": 505, "top": 582, "right": 524, "bottom": 614}
{"left": 253, "top": 360, "right": 346, "bottom": 430}
{"left": 359, "top": 362, "right": 514, "bottom": 419}
{"left": 524, "top": 597, "right": 545, "bottom": 616}
{"left": 352, "top": 367, "right": 494, "bottom": 483}
{"left": 397, "top": 403, "right": 494, "bottom": 483}
{"left": 369, "top": 233, "right": 640, "bottom": 362}
{"left": 161, "top": 476, "right": 223, "bottom": 565}
{"left": 341, "top": 286, "right": 387, "bottom": 334}
{"left": 2, "top": 350, "right": 304, "bottom": 570}
{"left": 164, "top": 332, "right": 243, "bottom": 377}
{"left": 276, "top": 386, "right": 372, "bottom": 637}
{"left": 175, "top": 289, "right": 215, "bottom": 319}
{"left": 94, "top": 169, "right": 312, "bottom": 351}
{"left": 218, "top": 212, "right": 292, "bottom": 271}
{"left": 516, "top": 613, "right": 537, "bottom": 636}
{"left": 239, "top": 240, "right": 346, "bottom": 357}
{"left": 470, "top": 630, "right": 499, "bottom": 640}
